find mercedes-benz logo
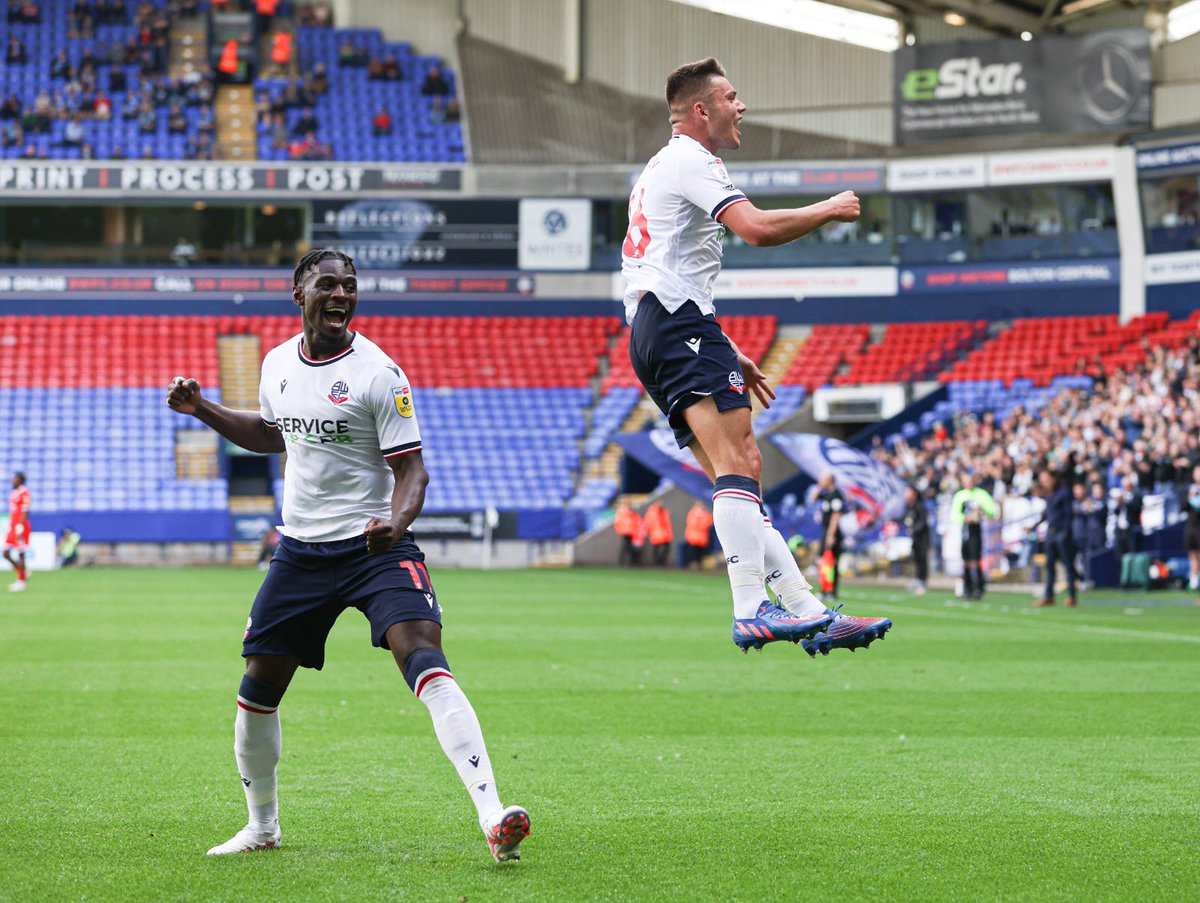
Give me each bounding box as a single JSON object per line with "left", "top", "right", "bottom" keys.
{"left": 1078, "top": 41, "right": 1141, "bottom": 125}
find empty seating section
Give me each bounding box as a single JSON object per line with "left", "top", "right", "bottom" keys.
{"left": 257, "top": 28, "right": 464, "bottom": 162}
{"left": 219, "top": 315, "right": 620, "bottom": 513}
{"left": 835, "top": 320, "right": 986, "bottom": 386}
{"left": 0, "top": 315, "right": 220, "bottom": 388}
{"left": 0, "top": 386, "right": 226, "bottom": 512}
{"left": 0, "top": 1, "right": 205, "bottom": 161}
{"left": 940, "top": 313, "right": 1172, "bottom": 387}
{"left": 417, "top": 388, "right": 587, "bottom": 511}
{"left": 780, "top": 324, "right": 870, "bottom": 392}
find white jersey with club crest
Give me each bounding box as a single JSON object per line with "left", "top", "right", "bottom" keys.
{"left": 620, "top": 133, "right": 748, "bottom": 323}
{"left": 259, "top": 332, "right": 421, "bottom": 542}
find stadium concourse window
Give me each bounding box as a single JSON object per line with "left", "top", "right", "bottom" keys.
{"left": 1140, "top": 173, "right": 1200, "bottom": 253}
{"left": 965, "top": 184, "right": 1117, "bottom": 262}
{"left": 893, "top": 193, "right": 968, "bottom": 264}
{"left": 0, "top": 204, "right": 304, "bottom": 266}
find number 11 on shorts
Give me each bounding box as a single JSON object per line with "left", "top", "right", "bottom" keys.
{"left": 399, "top": 560, "right": 431, "bottom": 589}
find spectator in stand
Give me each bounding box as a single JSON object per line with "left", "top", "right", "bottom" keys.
{"left": 78, "top": 141, "right": 94, "bottom": 159}
{"left": 444, "top": 97, "right": 461, "bottom": 122}
{"left": 172, "top": 236, "right": 197, "bottom": 266}
{"left": 421, "top": 64, "right": 450, "bottom": 96}
{"left": 140, "top": 143, "right": 155, "bottom": 159}
{"left": 51, "top": 50, "right": 72, "bottom": 79}
{"left": 382, "top": 53, "right": 402, "bottom": 81}
{"left": 903, "top": 485, "right": 930, "bottom": 595}
{"left": 367, "top": 56, "right": 385, "bottom": 81}
{"left": 269, "top": 111, "right": 288, "bottom": 150}
{"left": 680, "top": 502, "right": 713, "bottom": 568}
{"left": 109, "top": 62, "right": 128, "bottom": 94}
{"left": 371, "top": 107, "right": 392, "bottom": 137}
{"left": 62, "top": 113, "right": 85, "bottom": 147}
{"left": 20, "top": 142, "right": 38, "bottom": 159}
{"left": 0, "top": 95, "right": 21, "bottom": 120}
{"left": 292, "top": 105, "right": 318, "bottom": 136}
{"left": 7, "top": 35, "right": 27, "bottom": 66}
{"left": 309, "top": 62, "right": 329, "bottom": 95}
{"left": 1, "top": 120, "right": 23, "bottom": 149}
{"left": 197, "top": 103, "right": 214, "bottom": 134}
{"left": 254, "top": 90, "right": 272, "bottom": 126}
{"left": 137, "top": 98, "right": 157, "bottom": 133}
{"left": 111, "top": 143, "right": 126, "bottom": 159}
{"left": 32, "top": 91, "right": 54, "bottom": 132}
{"left": 121, "top": 92, "right": 140, "bottom": 119}
{"left": 299, "top": 0, "right": 331, "bottom": 27}
{"left": 167, "top": 103, "right": 188, "bottom": 134}
{"left": 94, "top": 91, "right": 112, "bottom": 120}
{"left": 289, "top": 131, "right": 329, "bottom": 160}
{"left": 644, "top": 501, "right": 674, "bottom": 567}
{"left": 430, "top": 96, "right": 446, "bottom": 124}
{"left": 1034, "top": 471, "right": 1078, "bottom": 607}
{"left": 338, "top": 38, "right": 365, "bottom": 67}
{"left": 11, "top": 0, "right": 39, "bottom": 22}
{"left": 178, "top": 0, "right": 199, "bottom": 17}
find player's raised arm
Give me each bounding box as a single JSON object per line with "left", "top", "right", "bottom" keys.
{"left": 719, "top": 190, "right": 861, "bottom": 248}
{"left": 166, "top": 376, "right": 285, "bottom": 454}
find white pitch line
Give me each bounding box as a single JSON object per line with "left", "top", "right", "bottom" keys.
{"left": 877, "top": 600, "right": 1200, "bottom": 644}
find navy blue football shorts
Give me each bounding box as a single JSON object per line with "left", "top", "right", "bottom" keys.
{"left": 243, "top": 534, "right": 441, "bottom": 670}
{"left": 629, "top": 294, "right": 750, "bottom": 448}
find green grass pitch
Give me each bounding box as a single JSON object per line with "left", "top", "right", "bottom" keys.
{"left": 2, "top": 566, "right": 1198, "bottom": 902}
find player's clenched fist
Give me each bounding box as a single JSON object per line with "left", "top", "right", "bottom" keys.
{"left": 828, "top": 190, "right": 861, "bottom": 223}
{"left": 167, "top": 376, "right": 203, "bottom": 415}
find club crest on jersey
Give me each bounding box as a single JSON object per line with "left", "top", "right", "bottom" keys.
{"left": 392, "top": 386, "right": 414, "bottom": 418}
{"left": 327, "top": 381, "right": 350, "bottom": 405}
{"left": 729, "top": 371, "right": 746, "bottom": 394}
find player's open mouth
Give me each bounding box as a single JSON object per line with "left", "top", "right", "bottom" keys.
{"left": 323, "top": 307, "right": 349, "bottom": 328}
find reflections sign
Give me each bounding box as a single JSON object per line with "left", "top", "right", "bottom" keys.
{"left": 895, "top": 29, "right": 1151, "bottom": 145}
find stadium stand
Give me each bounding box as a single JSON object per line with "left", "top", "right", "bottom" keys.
{"left": 939, "top": 313, "right": 1173, "bottom": 387}
{"left": 835, "top": 320, "right": 987, "bottom": 386}
{"left": 257, "top": 27, "right": 464, "bottom": 162}
{"left": 0, "top": 314, "right": 622, "bottom": 521}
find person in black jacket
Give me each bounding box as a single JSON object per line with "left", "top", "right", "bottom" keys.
{"left": 903, "top": 485, "right": 930, "bottom": 596}
{"left": 1034, "top": 471, "right": 1078, "bottom": 607}
{"left": 1113, "top": 475, "right": 1143, "bottom": 558}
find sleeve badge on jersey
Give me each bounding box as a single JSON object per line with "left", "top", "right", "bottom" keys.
{"left": 392, "top": 386, "right": 414, "bottom": 418}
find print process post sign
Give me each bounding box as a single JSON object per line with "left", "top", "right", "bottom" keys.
{"left": 894, "top": 29, "right": 1151, "bottom": 145}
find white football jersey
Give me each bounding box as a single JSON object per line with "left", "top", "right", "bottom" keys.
{"left": 259, "top": 332, "right": 421, "bottom": 542}
{"left": 620, "top": 134, "right": 748, "bottom": 323}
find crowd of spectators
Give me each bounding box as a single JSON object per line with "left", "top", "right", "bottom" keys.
{"left": 2, "top": 0, "right": 223, "bottom": 160}
{"left": 875, "top": 331, "right": 1200, "bottom": 565}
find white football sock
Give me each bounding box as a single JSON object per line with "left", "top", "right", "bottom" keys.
{"left": 234, "top": 700, "right": 282, "bottom": 833}
{"left": 762, "top": 516, "right": 827, "bottom": 617}
{"left": 712, "top": 476, "right": 768, "bottom": 619}
{"left": 415, "top": 672, "right": 503, "bottom": 830}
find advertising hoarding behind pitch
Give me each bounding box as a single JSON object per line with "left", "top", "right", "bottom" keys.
{"left": 895, "top": 29, "right": 1151, "bottom": 145}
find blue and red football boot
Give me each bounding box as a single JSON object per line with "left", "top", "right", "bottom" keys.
{"left": 733, "top": 602, "right": 834, "bottom": 653}
{"left": 801, "top": 604, "right": 892, "bottom": 657}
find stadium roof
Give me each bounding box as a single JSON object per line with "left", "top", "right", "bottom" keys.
{"left": 669, "top": 0, "right": 1200, "bottom": 49}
